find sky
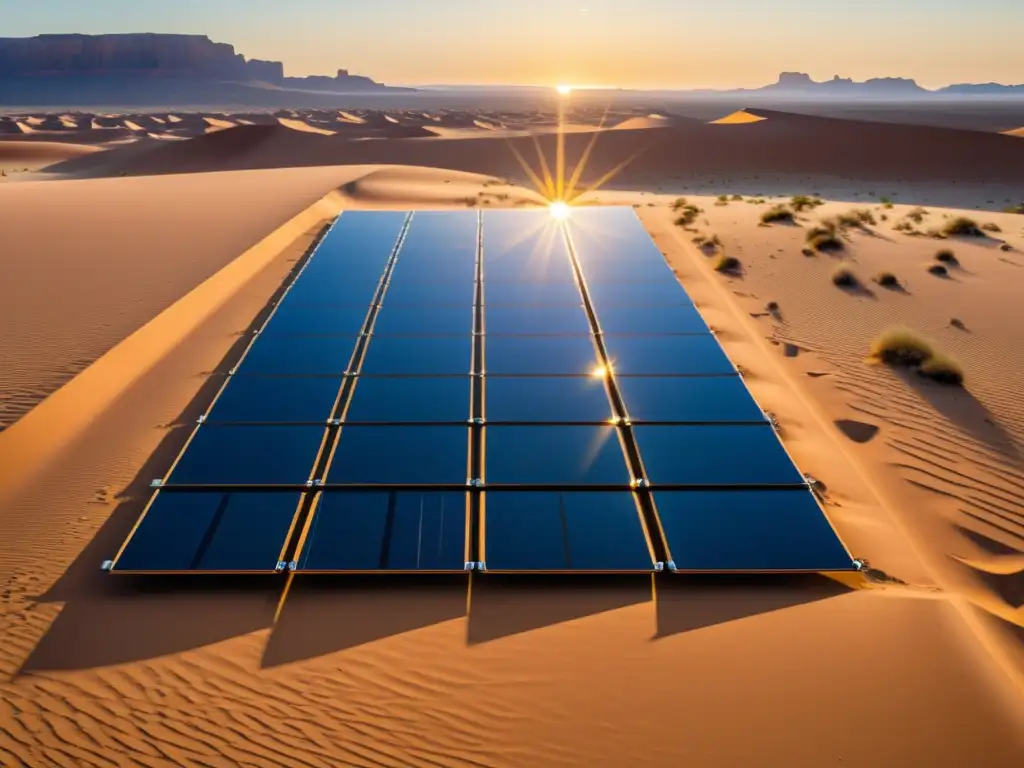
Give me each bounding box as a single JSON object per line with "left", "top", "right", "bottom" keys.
{"left": 2, "top": 0, "right": 1022, "bottom": 89}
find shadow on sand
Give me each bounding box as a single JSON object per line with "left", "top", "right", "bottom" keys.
{"left": 466, "top": 574, "right": 651, "bottom": 645}
{"left": 654, "top": 574, "right": 852, "bottom": 639}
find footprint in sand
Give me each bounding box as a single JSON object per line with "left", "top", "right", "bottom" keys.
{"left": 835, "top": 419, "right": 880, "bottom": 444}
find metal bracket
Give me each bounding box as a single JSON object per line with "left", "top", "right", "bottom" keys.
{"left": 665, "top": 560, "right": 678, "bottom": 572}
{"left": 468, "top": 478, "right": 484, "bottom": 489}
{"left": 150, "top": 479, "right": 163, "bottom": 488}
{"left": 288, "top": 561, "right": 298, "bottom": 572}
{"left": 100, "top": 560, "right": 114, "bottom": 571}
{"left": 196, "top": 414, "right": 206, "bottom": 425}
{"left": 630, "top": 478, "right": 649, "bottom": 490}
{"left": 852, "top": 558, "right": 866, "bottom": 571}
{"left": 328, "top": 418, "right": 342, "bottom": 426}
{"left": 464, "top": 561, "right": 476, "bottom": 571}
{"left": 304, "top": 479, "right": 315, "bottom": 488}
{"left": 653, "top": 561, "right": 664, "bottom": 572}
{"left": 228, "top": 367, "right": 237, "bottom": 376}
{"left": 313, "top": 479, "right": 324, "bottom": 487}
{"left": 275, "top": 561, "right": 287, "bottom": 572}
{"left": 469, "top": 417, "right": 484, "bottom": 426}
{"left": 476, "top": 561, "right": 487, "bottom": 572}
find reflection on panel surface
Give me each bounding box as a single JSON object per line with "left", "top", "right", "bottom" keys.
{"left": 654, "top": 490, "right": 854, "bottom": 571}
{"left": 634, "top": 425, "right": 805, "bottom": 486}
{"left": 298, "top": 490, "right": 467, "bottom": 571}
{"left": 604, "top": 334, "right": 735, "bottom": 376}
{"left": 206, "top": 376, "right": 342, "bottom": 423}
{"left": 482, "top": 491, "right": 654, "bottom": 572}
{"left": 587, "top": 280, "right": 690, "bottom": 308}
{"left": 617, "top": 376, "right": 767, "bottom": 423}
{"left": 594, "top": 304, "right": 709, "bottom": 335}
{"left": 112, "top": 490, "right": 300, "bottom": 572}
{"left": 484, "top": 305, "right": 591, "bottom": 335}
{"left": 165, "top": 425, "right": 325, "bottom": 486}
{"left": 486, "top": 335, "right": 599, "bottom": 375}
{"left": 485, "top": 377, "right": 613, "bottom": 423}
{"left": 485, "top": 425, "right": 631, "bottom": 485}
{"left": 485, "top": 280, "right": 583, "bottom": 307}
{"left": 327, "top": 425, "right": 469, "bottom": 485}
{"left": 360, "top": 336, "right": 472, "bottom": 375}
{"left": 345, "top": 377, "right": 471, "bottom": 423}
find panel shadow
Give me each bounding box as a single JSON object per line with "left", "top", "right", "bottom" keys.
{"left": 467, "top": 574, "right": 651, "bottom": 645}
{"left": 262, "top": 575, "right": 469, "bottom": 667}
{"left": 655, "top": 574, "right": 852, "bottom": 639}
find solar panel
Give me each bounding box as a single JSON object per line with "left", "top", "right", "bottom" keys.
{"left": 594, "top": 304, "right": 710, "bottom": 335}
{"left": 298, "top": 260, "right": 393, "bottom": 286}
{"left": 326, "top": 425, "right": 469, "bottom": 485}
{"left": 205, "top": 376, "right": 342, "bottom": 423}
{"left": 164, "top": 425, "right": 326, "bottom": 486}
{"left": 236, "top": 334, "right": 357, "bottom": 376}
{"left": 383, "top": 278, "right": 476, "bottom": 307}
{"left": 260, "top": 303, "right": 370, "bottom": 338}
{"left": 586, "top": 280, "right": 690, "bottom": 308}
{"left": 485, "top": 425, "right": 631, "bottom": 485}
{"left": 633, "top": 424, "right": 805, "bottom": 486}
{"left": 617, "top": 376, "right": 767, "bottom": 423}
{"left": 372, "top": 305, "right": 474, "bottom": 336}
{"left": 484, "top": 280, "right": 583, "bottom": 307}
{"left": 296, "top": 490, "right": 468, "bottom": 572}
{"left": 604, "top": 334, "right": 735, "bottom": 376}
{"left": 483, "top": 209, "right": 576, "bottom": 283}
{"left": 653, "top": 489, "right": 854, "bottom": 571}
{"left": 396, "top": 210, "right": 477, "bottom": 264}
{"left": 283, "top": 275, "right": 383, "bottom": 306}
{"left": 360, "top": 336, "right": 472, "bottom": 375}
{"left": 111, "top": 490, "right": 301, "bottom": 572}
{"left": 580, "top": 259, "right": 676, "bottom": 284}
{"left": 484, "top": 305, "right": 592, "bottom": 335}
{"left": 485, "top": 377, "right": 613, "bottom": 423}
{"left": 567, "top": 206, "right": 677, "bottom": 268}
{"left": 485, "top": 336, "right": 600, "bottom": 375}
{"left": 310, "top": 210, "right": 408, "bottom": 267}
{"left": 481, "top": 491, "right": 654, "bottom": 572}
{"left": 344, "top": 377, "right": 471, "bottom": 423}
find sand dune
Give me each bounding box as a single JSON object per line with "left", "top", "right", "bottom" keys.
{"left": 711, "top": 109, "right": 768, "bottom": 124}
{"left": 203, "top": 116, "right": 237, "bottom": 132}
{"left": 612, "top": 114, "right": 672, "bottom": 130}
{"left": 277, "top": 117, "right": 336, "bottom": 135}
{"left": 1004, "top": 127, "right": 1024, "bottom": 137}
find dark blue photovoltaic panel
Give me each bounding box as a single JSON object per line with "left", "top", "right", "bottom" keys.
{"left": 260, "top": 303, "right": 370, "bottom": 337}
{"left": 587, "top": 279, "right": 690, "bottom": 308}
{"left": 299, "top": 260, "right": 390, "bottom": 285}
{"left": 567, "top": 206, "right": 673, "bottom": 267}
{"left": 360, "top": 336, "right": 472, "bottom": 375}
{"left": 113, "top": 490, "right": 301, "bottom": 572}
{"left": 484, "top": 305, "right": 591, "bottom": 335}
{"left": 485, "top": 377, "right": 613, "bottom": 422}
{"left": 297, "top": 490, "right": 467, "bottom": 571}
{"left": 485, "top": 425, "right": 631, "bottom": 485}
{"left": 486, "top": 260, "right": 576, "bottom": 283}
{"left": 311, "top": 211, "right": 407, "bottom": 267}
{"left": 653, "top": 489, "right": 854, "bottom": 571}
{"left": 604, "top": 335, "right": 735, "bottom": 376}
{"left": 617, "top": 376, "right": 767, "bottom": 423}
{"left": 166, "top": 425, "right": 325, "bottom": 485}
{"left": 236, "top": 334, "right": 356, "bottom": 375}
{"left": 486, "top": 336, "right": 599, "bottom": 375}
{"left": 283, "top": 275, "right": 382, "bottom": 306}
{"left": 391, "top": 259, "right": 476, "bottom": 283}
{"left": 345, "top": 377, "right": 470, "bottom": 422}
{"left": 384, "top": 278, "right": 475, "bottom": 307}
{"left": 326, "top": 425, "right": 468, "bottom": 484}
{"left": 485, "top": 281, "right": 582, "bottom": 307}
{"left": 483, "top": 209, "right": 574, "bottom": 281}
{"left": 206, "top": 376, "right": 342, "bottom": 423}
{"left": 580, "top": 259, "right": 675, "bottom": 284}
{"left": 633, "top": 425, "right": 805, "bottom": 486}
{"left": 482, "top": 491, "right": 654, "bottom": 571}
{"left": 372, "top": 305, "right": 474, "bottom": 335}
{"left": 398, "top": 211, "right": 477, "bottom": 263}
{"left": 595, "top": 304, "right": 710, "bottom": 335}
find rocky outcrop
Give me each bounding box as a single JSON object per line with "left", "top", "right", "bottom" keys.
{"left": 767, "top": 72, "right": 925, "bottom": 95}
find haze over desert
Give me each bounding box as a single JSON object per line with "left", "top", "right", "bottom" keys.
{"left": 3, "top": 7, "right": 1024, "bottom": 768}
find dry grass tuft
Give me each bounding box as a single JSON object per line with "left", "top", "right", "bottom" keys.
{"left": 837, "top": 208, "right": 877, "bottom": 228}
{"left": 927, "top": 263, "right": 949, "bottom": 276}
{"left": 869, "top": 327, "right": 934, "bottom": 367}
{"left": 935, "top": 248, "right": 959, "bottom": 264}
{"left": 714, "top": 255, "right": 741, "bottom": 273}
{"left": 981, "top": 221, "right": 1001, "bottom": 233}
{"left": 942, "top": 216, "right": 984, "bottom": 237}
{"left": 807, "top": 219, "right": 844, "bottom": 251}
{"left": 918, "top": 353, "right": 964, "bottom": 385}
{"left": 875, "top": 271, "right": 899, "bottom": 287}
{"left": 673, "top": 201, "right": 703, "bottom": 226}
{"left": 906, "top": 207, "right": 929, "bottom": 224}
{"left": 790, "top": 194, "right": 824, "bottom": 212}
{"left": 831, "top": 266, "right": 859, "bottom": 287}
{"left": 761, "top": 205, "right": 795, "bottom": 224}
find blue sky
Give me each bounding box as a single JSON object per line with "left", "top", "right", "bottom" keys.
{"left": 2, "top": 0, "right": 1022, "bottom": 88}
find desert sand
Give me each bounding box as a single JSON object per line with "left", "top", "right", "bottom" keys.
{"left": 1, "top": 103, "right": 1024, "bottom": 767}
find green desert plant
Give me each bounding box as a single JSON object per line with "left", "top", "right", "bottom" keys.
{"left": 831, "top": 266, "right": 859, "bottom": 287}
{"left": 790, "top": 194, "right": 824, "bottom": 212}
{"left": 761, "top": 205, "right": 795, "bottom": 224}
{"left": 714, "top": 255, "right": 741, "bottom": 273}
{"left": 942, "top": 216, "right": 984, "bottom": 237}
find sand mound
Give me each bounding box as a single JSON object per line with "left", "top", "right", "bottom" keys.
{"left": 277, "top": 117, "right": 336, "bottom": 136}
{"left": 711, "top": 109, "right": 768, "bottom": 125}
{"left": 1002, "top": 127, "right": 1024, "bottom": 137}
{"left": 0, "top": 141, "right": 101, "bottom": 166}
{"left": 612, "top": 115, "right": 672, "bottom": 130}
{"left": 15, "top": 122, "right": 37, "bottom": 134}
{"left": 122, "top": 120, "right": 146, "bottom": 132}
{"left": 338, "top": 111, "right": 366, "bottom": 124}
{"left": 203, "top": 116, "right": 237, "bottom": 132}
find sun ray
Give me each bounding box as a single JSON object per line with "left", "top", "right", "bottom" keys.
{"left": 555, "top": 94, "right": 567, "bottom": 200}
{"left": 564, "top": 102, "right": 613, "bottom": 203}
{"left": 502, "top": 136, "right": 548, "bottom": 199}
{"left": 567, "top": 147, "right": 648, "bottom": 204}
{"left": 530, "top": 133, "right": 556, "bottom": 198}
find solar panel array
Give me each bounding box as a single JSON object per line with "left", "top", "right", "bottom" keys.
{"left": 110, "top": 208, "right": 855, "bottom": 575}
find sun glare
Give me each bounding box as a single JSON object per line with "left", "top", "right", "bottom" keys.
{"left": 555, "top": 84, "right": 573, "bottom": 96}
{"left": 549, "top": 201, "right": 571, "bottom": 220}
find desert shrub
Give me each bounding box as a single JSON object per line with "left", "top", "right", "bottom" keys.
{"left": 880, "top": 197, "right": 894, "bottom": 208}
{"left": 875, "top": 272, "right": 899, "bottom": 287}
{"left": 717, "top": 194, "right": 729, "bottom": 202}
{"left": 714, "top": 255, "right": 741, "bottom": 273}
{"left": 906, "top": 207, "right": 929, "bottom": 223}
{"left": 674, "top": 203, "right": 702, "bottom": 227}
{"left": 831, "top": 266, "right": 859, "bottom": 287}
{"left": 801, "top": 247, "right": 815, "bottom": 256}
{"left": 766, "top": 300, "right": 779, "bottom": 312}
{"left": 1000, "top": 243, "right": 1013, "bottom": 252}
{"left": 791, "top": 194, "right": 824, "bottom": 211}
{"left": 927, "top": 263, "right": 949, "bottom": 276}
{"left": 837, "top": 209, "right": 876, "bottom": 228}
{"left": 918, "top": 354, "right": 964, "bottom": 385}
{"left": 731, "top": 194, "right": 743, "bottom": 201}
{"left": 880, "top": 213, "right": 889, "bottom": 221}
{"left": 761, "top": 205, "right": 795, "bottom": 224}
{"left": 981, "top": 221, "right": 1001, "bottom": 232}
{"left": 806, "top": 220, "right": 844, "bottom": 251}
{"left": 927, "top": 227, "right": 947, "bottom": 239}
{"left": 869, "top": 328, "right": 934, "bottom": 366}
{"left": 670, "top": 197, "right": 688, "bottom": 211}
{"left": 942, "top": 216, "right": 983, "bottom": 237}
{"left": 1002, "top": 203, "right": 1024, "bottom": 214}
{"left": 935, "top": 248, "right": 959, "bottom": 265}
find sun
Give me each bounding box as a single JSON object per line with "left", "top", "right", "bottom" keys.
{"left": 549, "top": 200, "right": 571, "bottom": 220}
{"left": 555, "top": 84, "right": 573, "bottom": 96}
